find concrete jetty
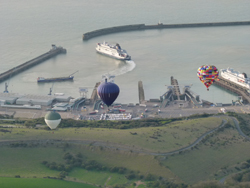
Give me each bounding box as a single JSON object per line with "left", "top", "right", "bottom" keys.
{"left": 90, "top": 82, "right": 101, "bottom": 103}
{"left": 83, "top": 21, "right": 250, "bottom": 40}
{"left": 138, "top": 81, "right": 145, "bottom": 104}
{"left": 171, "top": 76, "right": 181, "bottom": 100}
{"left": 0, "top": 45, "right": 66, "bottom": 83}
{"left": 214, "top": 76, "right": 250, "bottom": 104}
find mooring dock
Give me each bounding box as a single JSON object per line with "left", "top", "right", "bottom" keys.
{"left": 171, "top": 76, "right": 181, "bottom": 100}
{"left": 214, "top": 76, "right": 250, "bottom": 103}
{"left": 0, "top": 45, "right": 66, "bottom": 83}
{"left": 138, "top": 81, "right": 145, "bottom": 104}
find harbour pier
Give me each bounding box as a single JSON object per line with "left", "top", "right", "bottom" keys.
{"left": 138, "top": 81, "right": 145, "bottom": 104}
{"left": 0, "top": 45, "right": 66, "bottom": 83}
{"left": 171, "top": 76, "right": 181, "bottom": 100}
{"left": 214, "top": 76, "right": 250, "bottom": 104}
{"left": 82, "top": 21, "right": 250, "bottom": 40}
{"left": 90, "top": 82, "right": 101, "bottom": 104}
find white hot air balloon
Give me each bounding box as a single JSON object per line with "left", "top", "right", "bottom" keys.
{"left": 44, "top": 111, "right": 61, "bottom": 130}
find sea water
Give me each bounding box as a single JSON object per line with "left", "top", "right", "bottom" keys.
{"left": 1, "top": 0, "right": 250, "bottom": 103}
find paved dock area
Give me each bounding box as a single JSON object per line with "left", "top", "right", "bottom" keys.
{"left": 1, "top": 100, "right": 250, "bottom": 121}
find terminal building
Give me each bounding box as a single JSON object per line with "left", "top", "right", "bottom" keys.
{"left": 0, "top": 93, "right": 73, "bottom": 110}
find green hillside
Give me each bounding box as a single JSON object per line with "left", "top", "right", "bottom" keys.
{"left": 0, "top": 115, "right": 249, "bottom": 187}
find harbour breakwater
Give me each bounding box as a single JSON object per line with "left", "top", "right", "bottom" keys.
{"left": 82, "top": 21, "right": 250, "bottom": 40}
{"left": 0, "top": 45, "right": 66, "bottom": 83}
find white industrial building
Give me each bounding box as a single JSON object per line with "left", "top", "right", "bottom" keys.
{"left": 15, "top": 94, "right": 55, "bottom": 106}
{"left": 0, "top": 93, "right": 23, "bottom": 104}
{"left": 0, "top": 92, "right": 74, "bottom": 108}
{"left": 54, "top": 95, "right": 73, "bottom": 102}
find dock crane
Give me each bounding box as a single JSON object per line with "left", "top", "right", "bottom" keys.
{"left": 3, "top": 82, "right": 8, "bottom": 93}
{"left": 69, "top": 70, "right": 79, "bottom": 77}
{"left": 48, "top": 83, "right": 55, "bottom": 95}
{"left": 3, "top": 69, "right": 16, "bottom": 93}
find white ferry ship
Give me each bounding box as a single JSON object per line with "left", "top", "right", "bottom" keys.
{"left": 96, "top": 42, "right": 131, "bottom": 60}
{"left": 220, "top": 68, "right": 250, "bottom": 89}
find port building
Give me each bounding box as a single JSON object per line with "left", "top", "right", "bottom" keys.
{"left": 16, "top": 94, "right": 55, "bottom": 106}
{"left": 0, "top": 93, "right": 23, "bottom": 105}
{"left": 0, "top": 93, "right": 72, "bottom": 107}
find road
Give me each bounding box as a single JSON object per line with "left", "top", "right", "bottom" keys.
{"left": 232, "top": 117, "right": 250, "bottom": 141}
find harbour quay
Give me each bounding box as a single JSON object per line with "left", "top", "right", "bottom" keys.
{"left": 0, "top": 45, "right": 66, "bottom": 83}
{"left": 214, "top": 76, "right": 250, "bottom": 104}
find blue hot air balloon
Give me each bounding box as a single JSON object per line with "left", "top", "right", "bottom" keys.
{"left": 97, "top": 79, "right": 120, "bottom": 107}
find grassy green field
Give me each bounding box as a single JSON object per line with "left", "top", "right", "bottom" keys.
{"left": 0, "top": 117, "right": 222, "bottom": 153}
{"left": 137, "top": 185, "right": 146, "bottom": 188}
{"left": 0, "top": 147, "right": 65, "bottom": 178}
{"left": 69, "top": 168, "right": 128, "bottom": 186}
{"left": 1, "top": 115, "right": 248, "bottom": 186}
{"left": 0, "top": 144, "right": 176, "bottom": 180}
{"left": 160, "top": 119, "right": 250, "bottom": 184}
{"left": 0, "top": 177, "right": 98, "bottom": 188}
{"left": 76, "top": 147, "right": 177, "bottom": 180}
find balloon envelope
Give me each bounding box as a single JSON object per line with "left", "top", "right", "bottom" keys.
{"left": 45, "top": 111, "right": 61, "bottom": 129}
{"left": 97, "top": 79, "right": 120, "bottom": 107}
{"left": 197, "top": 65, "right": 219, "bottom": 89}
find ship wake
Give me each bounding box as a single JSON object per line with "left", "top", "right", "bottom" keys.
{"left": 109, "top": 60, "right": 136, "bottom": 76}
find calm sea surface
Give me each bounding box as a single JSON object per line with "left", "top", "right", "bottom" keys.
{"left": 1, "top": 0, "right": 250, "bottom": 103}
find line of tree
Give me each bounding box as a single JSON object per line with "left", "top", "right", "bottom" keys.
{"left": 0, "top": 114, "right": 13, "bottom": 119}
{"left": 0, "top": 114, "right": 26, "bottom": 125}
{"left": 10, "top": 142, "right": 28, "bottom": 147}
{"left": 42, "top": 152, "right": 133, "bottom": 179}
{"left": 41, "top": 151, "right": 188, "bottom": 188}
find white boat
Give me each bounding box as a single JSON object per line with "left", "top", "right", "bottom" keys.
{"left": 220, "top": 68, "right": 250, "bottom": 89}
{"left": 96, "top": 42, "right": 131, "bottom": 60}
